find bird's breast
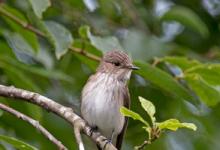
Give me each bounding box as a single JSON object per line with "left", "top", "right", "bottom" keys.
{"left": 81, "top": 74, "right": 125, "bottom": 139}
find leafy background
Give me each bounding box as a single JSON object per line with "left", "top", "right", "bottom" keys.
{"left": 0, "top": 0, "right": 220, "bottom": 149}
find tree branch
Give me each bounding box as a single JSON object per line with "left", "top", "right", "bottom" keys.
{"left": 134, "top": 140, "right": 151, "bottom": 150}
{"left": 69, "top": 47, "right": 101, "bottom": 62}
{"left": 0, "top": 103, "right": 67, "bottom": 150}
{"left": 0, "top": 4, "right": 101, "bottom": 62}
{"left": 0, "top": 4, "right": 45, "bottom": 37}
{"left": 0, "top": 85, "right": 116, "bottom": 150}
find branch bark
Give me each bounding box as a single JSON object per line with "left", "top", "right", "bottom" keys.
{"left": 0, "top": 103, "right": 67, "bottom": 150}
{"left": 0, "top": 85, "right": 117, "bottom": 150}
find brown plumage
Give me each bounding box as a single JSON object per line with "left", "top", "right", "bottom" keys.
{"left": 81, "top": 50, "right": 138, "bottom": 150}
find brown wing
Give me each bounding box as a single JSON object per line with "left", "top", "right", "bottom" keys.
{"left": 116, "top": 86, "right": 130, "bottom": 150}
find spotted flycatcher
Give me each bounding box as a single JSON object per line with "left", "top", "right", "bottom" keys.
{"left": 81, "top": 50, "right": 139, "bottom": 150}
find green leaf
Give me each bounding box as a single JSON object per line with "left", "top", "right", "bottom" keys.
{"left": 0, "top": 110, "right": 3, "bottom": 117}
{"left": 186, "top": 64, "right": 220, "bottom": 86}
{"left": 44, "top": 21, "right": 74, "bottom": 59}
{"left": 0, "top": 40, "right": 14, "bottom": 56}
{"left": 120, "top": 106, "right": 149, "bottom": 126}
{"left": 161, "top": 6, "right": 209, "bottom": 38}
{"left": 81, "top": 26, "right": 123, "bottom": 52}
{"left": 157, "top": 119, "right": 197, "bottom": 131}
{"left": 0, "top": 143, "right": 6, "bottom": 150}
{"left": 162, "top": 59, "right": 220, "bottom": 105}
{"left": 0, "top": 61, "right": 41, "bottom": 92}
{"left": 0, "top": 4, "right": 26, "bottom": 22}
{"left": 0, "top": 54, "right": 72, "bottom": 82}
{"left": 162, "top": 56, "right": 200, "bottom": 71}
{"left": 25, "top": 67, "right": 73, "bottom": 82}
{"left": 28, "top": 0, "right": 51, "bottom": 18}
{"left": 185, "top": 74, "right": 220, "bottom": 106}
{"left": 0, "top": 135, "right": 38, "bottom": 150}
{"left": 0, "top": 4, "right": 39, "bottom": 51}
{"left": 35, "top": 45, "right": 54, "bottom": 69}
{"left": 89, "top": 35, "right": 124, "bottom": 52}
{"left": 3, "top": 30, "right": 35, "bottom": 64}
{"left": 78, "top": 25, "right": 90, "bottom": 39}
{"left": 135, "top": 61, "right": 195, "bottom": 103}
{"left": 0, "top": 62, "right": 43, "bottom": 119}
{"left": 139, "top": 96, "right": 156, "bottom": 123}
{"left": 78, "top": 25, "right": 123, "bottom": 52}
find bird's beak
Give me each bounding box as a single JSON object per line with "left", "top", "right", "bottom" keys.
{"left": 128, "top": 65, "right": 139, "bottom": 70}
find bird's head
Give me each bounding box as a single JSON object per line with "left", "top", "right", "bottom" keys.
{"left": 97, "top": 50, "right": 139, "bottom": 82}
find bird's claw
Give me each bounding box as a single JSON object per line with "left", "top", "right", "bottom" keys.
{"left": 102, "top": 138, "right": 112, "bottom": 150}
{"left": 88, "top": 126, "right": 98, "bottom": 136}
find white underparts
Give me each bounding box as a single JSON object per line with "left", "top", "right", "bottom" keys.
{"left": 81, "top": 73, "right": 127, "bottom": 140}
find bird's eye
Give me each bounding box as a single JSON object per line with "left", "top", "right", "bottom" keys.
{"left": 113, "top": 62, "right": 120, "bottom": 66}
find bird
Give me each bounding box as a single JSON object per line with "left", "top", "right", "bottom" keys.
{"left": 81, "top": 50, "right": 139, "bottom": 150}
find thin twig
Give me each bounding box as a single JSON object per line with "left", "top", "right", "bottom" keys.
{"left": 152, "top": 57, "right": 161, "bottom": 67}
{"left": 69, "top": 47, "right": 101, "bottom": 62}
{"left": 0, "top": 85, "right": 117, "bottom": 150}
{"left": 0, "top": 103, "right": 67, "bottom": 150}
{"left": 134, "top": 140, "right": 151, "bottom": 150}
{"left": 0, "top": 4, "right": 45, "bottom": 37}
{"left": 74, "top": 119, "right": 85, "bottom": 150}
{"left": 135, "top": 127, "right": 160, "bottom": 150}
{"left": 0, "top": 4, "right": 101, "bottom": 62}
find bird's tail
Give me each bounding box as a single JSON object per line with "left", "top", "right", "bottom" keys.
{"left": 96, "top": 144, "right": 102, "bottom": 150}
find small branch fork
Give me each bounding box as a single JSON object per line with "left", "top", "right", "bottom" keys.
{"left": 0, "top": 85, "right": 117, "bottom": 150}
{"left": 134, "top": 127, "right": 161, "bottom": 150}
{"left": 0, "top": 103, "right": 67, "bottom": 150}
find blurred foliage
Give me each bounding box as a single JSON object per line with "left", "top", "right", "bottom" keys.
{"left": 0, "top": 135, "right": 38, "bottom": 150}
{"left": 0, "top": 0, "right": 220, "bottom": 149}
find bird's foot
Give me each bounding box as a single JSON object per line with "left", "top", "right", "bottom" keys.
{"left": 102, "top": 138, "right": 112, "bottom": 150}
{"left": 88, "top": 126, "right": 98, "bottom": 136}
{"left": 103, "top": 130, "right": 114, "bottom": 149}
